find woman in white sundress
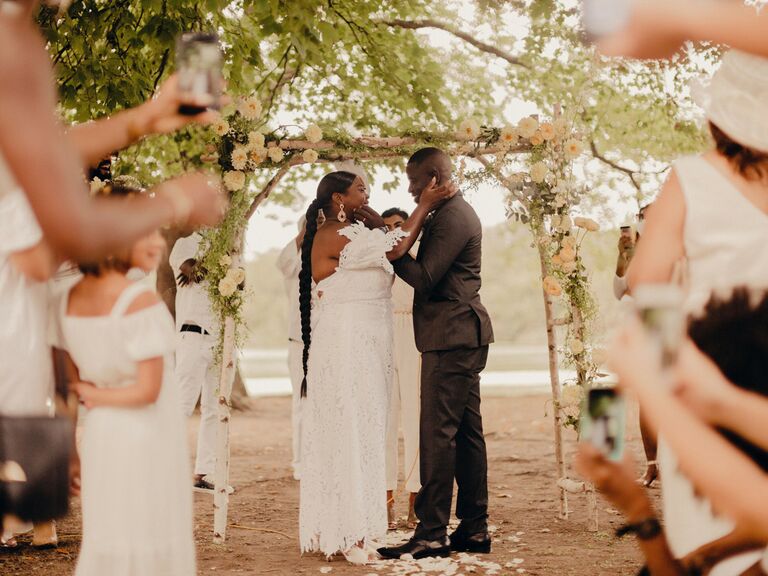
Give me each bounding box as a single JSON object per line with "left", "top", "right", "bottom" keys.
{"left": 52, "top": 184, "right": 195, "bottom": 576}
{"left": 297, "top": 170, "right": 453, "bottom": 564}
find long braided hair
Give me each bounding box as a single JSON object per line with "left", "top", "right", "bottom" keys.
{"left": 299, "top": 171, "right": 358, "bottom": 397}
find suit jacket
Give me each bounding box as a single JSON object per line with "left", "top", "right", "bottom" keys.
{"left": 393, "top": 194, "right": 494, "bottom": 353}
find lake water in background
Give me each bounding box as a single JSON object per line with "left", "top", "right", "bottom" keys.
{"left": 241, "top": 346, "right": 583, "bottom": 398}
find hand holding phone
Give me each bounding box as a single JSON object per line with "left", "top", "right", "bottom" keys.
{"left": 176, "top": 32, "right": 223, "bottom": 115}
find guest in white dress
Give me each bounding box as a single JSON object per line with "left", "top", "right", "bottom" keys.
{"left": 628, "top": 49, "right": 768, "bottom": 576}
{"left": 52, "top": 185, "right": 195, "bottom": 576}
{"left": 297, "top": 171, "right": 453, "bottom": 564}
{"left": 381, "top": 208, "right": 421, "bottom": 529}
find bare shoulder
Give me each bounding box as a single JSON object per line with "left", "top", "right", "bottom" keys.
{"left": 314, "top": 222, "right": 351, "bottom": 253}
{"left": 125, "top": 288, "right": 162, "bottom": 315}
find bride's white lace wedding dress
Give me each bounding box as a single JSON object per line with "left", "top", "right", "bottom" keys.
{"left": 300, "top": 222, "right": 407, "bottom": 558}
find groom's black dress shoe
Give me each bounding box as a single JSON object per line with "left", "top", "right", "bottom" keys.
{"left": 377, "top": 536, "right": 451, "bottom": 560}
{"left": 449, "top": 529, "right": 492, "bottom": 553}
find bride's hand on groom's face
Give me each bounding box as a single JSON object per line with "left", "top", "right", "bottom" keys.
{"left": 353, "top": 205, "right": 385, "bottom": 229}
{"left": 419, "top": 177, "right": 457, "bottom": 210}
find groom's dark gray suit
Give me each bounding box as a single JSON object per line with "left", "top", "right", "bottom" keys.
{"left": 393, "top": 192, "right": 493, "bottom": 540}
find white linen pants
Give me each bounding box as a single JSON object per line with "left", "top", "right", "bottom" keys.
{"left": 385, "top": 312, "right": 421, "bottom": 493}
{"left": 287, "top": 339, "right": 304, "bottom": 479}
{"left": 175, "top": 331, "right": 218, "bottom": 476}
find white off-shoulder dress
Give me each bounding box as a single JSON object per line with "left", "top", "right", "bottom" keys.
{"left": 55, "top": 281, "right": 196, "bottom": 576}
{"left": 299, "top": 222, "right": 407, "bottom": 556}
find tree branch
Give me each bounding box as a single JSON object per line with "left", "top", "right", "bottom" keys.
{"left": 245, "top": 164, "right": 292, "bottom": 220}
{"left": 381, "top": 18, "right": 529, "bottom": 69}
{"left": 589, "top": 140, "right": 642, "bottom": 192}
{"left": 474, "top": 155, "right": 528, "bottom": 205}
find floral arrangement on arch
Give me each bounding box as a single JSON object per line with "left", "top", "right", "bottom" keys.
{"left": 456, "top": 113, "right": 600, "bottom": 431}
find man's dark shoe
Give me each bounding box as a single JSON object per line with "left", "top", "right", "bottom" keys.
{"left": 377, "top": 536, "right": 451, "bottom": 560}
{"left": 449, "top": 529, "right": 492, "bottom": 553}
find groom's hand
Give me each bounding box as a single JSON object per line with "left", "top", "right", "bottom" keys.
{"left": 353, "top": 205, "right": 385, "bottom": 229}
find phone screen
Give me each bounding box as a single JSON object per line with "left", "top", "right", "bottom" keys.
{"left": 581, "top": 388, "right": 625, "bottom": 461}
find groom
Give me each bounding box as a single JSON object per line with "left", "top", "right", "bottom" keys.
{"left": 379, "top": 147, "right": 494, "bottom": 559}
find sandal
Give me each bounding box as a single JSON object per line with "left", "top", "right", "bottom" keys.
{"left": 0, "top": 536, "right": 19, "bottom": 550}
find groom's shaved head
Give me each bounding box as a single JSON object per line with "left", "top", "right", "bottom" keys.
{"left": 406, "top": 147, "right": 453, "bottom": 201}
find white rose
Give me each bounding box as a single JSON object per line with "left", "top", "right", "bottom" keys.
{"left": 517, "top": 116, "right": 539, "bottom": 139}
{"left": 564, "top": 138, "right": 584, "bottom": 159}
{"left": 561, "top": 384, "right": 584, "bottom": 408}
{"left": 223, "top": 170, "right": 245, "bottom": 191}
{"left": 228, "top": 267, "right": 246, "bottom": 285}
{"left": 543, "top": 275, "right": 562, "bottom": 297}
{"left": 499, "top": 125, "right": 518, "bottom": 148}
{"left": 304, "top": 123, "right": 323, "bottom": 144}
{"left": 457, "top": 118, "right": 481, "bottom": 140}
{"left": 231, "top": 146, "right": 248, "bottom": 170}
{"left": 569, "top": 338, "right": 585, "bottom": 355}
{"left": 249, "top": 147, "right": 267, "bottom": 164}
{"left": 248, "top": 131, "right": 265, "bottom": 149}
{"left": 219, "top": 255, "right": 232, "bottom": 268}
{"left": 212, "top": 118, "right": 230, "bottom": 137}
{"left": 539, "top": 122, "right": 556, "bottom": 141}
{"left": 574, "top": 216, "right": 600, "bottom": 232}
{"left": 238, "top": 96, "right": 262, "bottom": 120}
{"left": 529, "top": 161, "right": 548, "bottom": 183}
{"left": 218, "top": 276, "right": 237, "bottom": 297}
{"left": 302, "top": 149, "right": 319, "bottom": 163}
{"left": 267, "top": 146, "right": 284, "bottom": 163}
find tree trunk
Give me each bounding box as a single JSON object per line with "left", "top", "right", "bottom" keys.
{"left": 213, "top": 313, "right": 236, "bottom": 544}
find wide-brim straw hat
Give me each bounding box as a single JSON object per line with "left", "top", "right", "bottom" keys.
{"left": 691, "top": 49, "right": 768, "bottom": 154}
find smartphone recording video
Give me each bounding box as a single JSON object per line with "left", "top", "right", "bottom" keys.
{"left": 581, "top": 388, "right": 625, "bottom": 461}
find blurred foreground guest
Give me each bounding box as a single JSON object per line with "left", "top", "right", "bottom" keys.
{"left": 51, "top": 185, "right": 194, "bottom": 575}
{"left": 0, "top": 186, "right": 60, "bottom": 548}
{"left": 592, "top": 0, "right": 768, "bottom": 60}
{"left": 0, "top": 1, "right": 225, "bottom": 261}
{"left": 276, "top": 216, "right": 306, "bottom": 481}
{"left": 381, "top": 207, "right": 421, "bottom": 529}
{"left": 628, "top": 49, "right": 768, "bottom": 576}
{"left": 579, "top": 288, "right": 768, "bottom": 575}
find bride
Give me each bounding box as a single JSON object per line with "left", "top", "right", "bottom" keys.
{"left": 297, "top": 170, "right": 452, "bottom": 564}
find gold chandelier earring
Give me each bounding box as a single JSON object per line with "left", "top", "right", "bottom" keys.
{"left": 337, "top": 202, "right": 347, "bottom": 223}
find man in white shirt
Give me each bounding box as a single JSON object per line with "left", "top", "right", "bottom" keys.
{"left": 169, "top": 232, "right": 219, "bottom": 492}
{"left": 382, "top": 207, "right": 421, "bottom": 529}
{"left": 276, "top": 216, "right": 305, "bottom": 480}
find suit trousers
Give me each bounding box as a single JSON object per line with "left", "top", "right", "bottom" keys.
{"left": 175, "top": 331, "right": 218, "bottom": 476}
{"left": 414, "top": 346, "right": 489, "bottom": 540}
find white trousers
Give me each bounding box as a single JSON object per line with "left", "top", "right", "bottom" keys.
{"left": 287, "top": 340, "right": 304, "bottom": 479}
{"left": 175, "top": 331, "right": 218, "bottom": 476}
{"left": 386, "top": 313, "right": 421, "bottom": 493}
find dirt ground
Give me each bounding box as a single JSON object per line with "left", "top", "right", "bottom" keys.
{"left": 1, "top": 393, "right": 655, "bottom": 575}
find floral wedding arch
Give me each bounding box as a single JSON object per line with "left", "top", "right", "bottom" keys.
{"left": 201, "top": 97, "right": 602, "bottom": 542}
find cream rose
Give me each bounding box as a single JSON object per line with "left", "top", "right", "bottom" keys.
{"left": 302, "top": 149, "right": 319, "bottom": 163}
{"left": 238, "top": 96, "right": 262, "bottom": 120}
{"left": 553, "top": 117, "right": 568, "bottom": 137}
{"left": 539, "top": 122, "right": 556, "bottom": 141}
{"left": 564, "top": 138, "right": 584, "bottom": 159}
{"left": 229, "top": 267, "right": 246, "bottom": 285}
{"left": 458, "top": 118, "right": 481, "bottom": 140}
{"left": 530, "top": 161, "right": 548, "bottom": 183}
{"left": 561, "top": 261, "right": 577, "bottom": 274}
{"left": 543, "top": 275, "right": 562, "bottom": 297}
{"left": 304, "top": 123, "right": 323, "bottom": 144}
{"left": 561, "top": 235, "right": 576, "bottom": 250}
{"left": 529, "top": 131, "right": 544, "bottom": 146}
{"left": 223, "top": 170, "right": 245, "bottom": 191}
{"left": 212, "top": 118, "right": 230, "bottom": 137}
{"left": 574, "top": 216, "right": 600, "bottom": 232}
{"left": 561, "top": 384, "right": 584, "bottom": 408}
{"left": 218, "top": 276, "right": 237, "bottom": 297}
{"left": 517, "top": 116, "right": 539, "bottom": 139}
{"left": 248, "top": 131, "right": 265, "bottom": 149}
{"left": 249, "top": 147, "right": 267, "bottom": 164}
{"left": 569, "top": 338, "right": 585, "bottom": 355}
{"left": 267, "top": 146, "right": 284, "bottom": 163}
{"left": 558, "top": 246, "right": 576, "bottom": 263}
{"left": 558, "top": 215, "right": 573, "bottom": 232}
{"left": 219, "top": 255, "right": 232, "bottom": 268}
{"left": 499, "top": 125, "right": 518, "bottom": 147}
{"left": 231, "top": 146, "right": 248, "bottom": 171}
